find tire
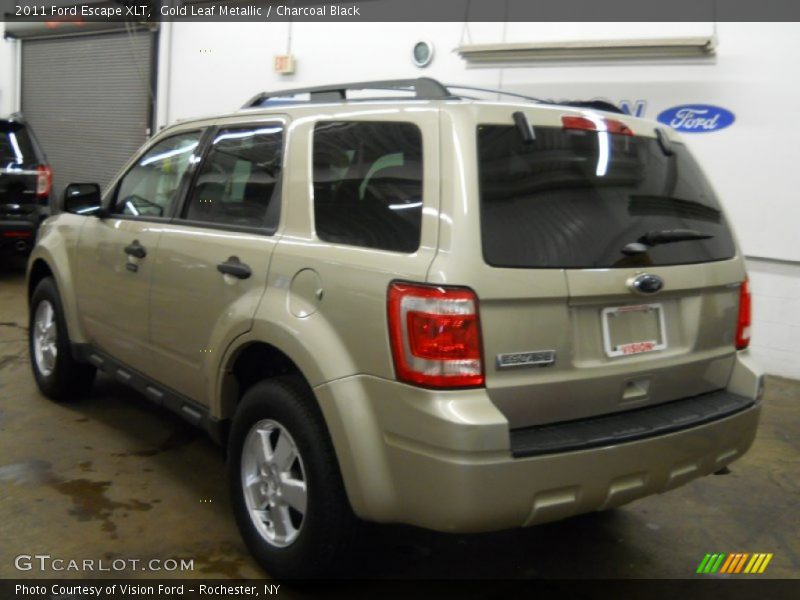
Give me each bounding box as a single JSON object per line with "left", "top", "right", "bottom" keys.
{"left": 29, "top": 277, "right": 96, "bottom": 402}
{"left": 228, "top": 376, "right": 360, "bottom": 578}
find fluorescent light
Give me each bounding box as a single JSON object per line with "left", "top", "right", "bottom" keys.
{"left": 8, "top": 132, "right": 23, "bottom": 164}
{"left": 140, "top": 142, "right": 199, "bottom": 166}
{"left": 456, "top": 36, "right": 716, "bottom": 66}
{"left": 389, "top": 202, "right": 423, "bottom": 210}
{"left": 214, "top": 127, "right": 281, "bottom": 144}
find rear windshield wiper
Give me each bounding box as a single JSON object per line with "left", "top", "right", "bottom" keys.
{"left": 622, "top": 228, "right": 714, "bottom": 255}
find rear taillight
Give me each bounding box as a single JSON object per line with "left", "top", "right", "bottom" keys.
{"left": 562, "top": 115, "right": 633, "bottom": 136}
{"left": 388, "top": 282, "right": 484, "bottom": 388}
{"left": 735, "top": 277, "right": 752, "bottom": 350}
{"left": 36, "top": 165, "right": 52, "bottom": 200}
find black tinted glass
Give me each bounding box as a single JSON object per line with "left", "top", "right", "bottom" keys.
{"left": 115, "top": 132, "right": 201, "bottom": 217}
{"left": 184, "top": 125, "right": 283, "bottom": 230}
{"left": 477, "top": 125, "right": 736, "bottom": 268}
{"left": 313, "top": 121, "right": 423, "bottom": 253}
{"left": 0, "top": 122, "right": 38, "bottom": 168}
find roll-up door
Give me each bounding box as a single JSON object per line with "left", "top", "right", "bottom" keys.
{"left": 21, "top": 31, "right": 154, "bottom": 202}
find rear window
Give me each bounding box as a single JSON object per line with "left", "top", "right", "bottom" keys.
{"left": 0, "top": 122, "right": 39, "bottom": 168}
{"left": 313, "top": 121, "right": 423, "bottom": 253}
{"left": 477, "top": 125, "right": 736, "bottom": 269}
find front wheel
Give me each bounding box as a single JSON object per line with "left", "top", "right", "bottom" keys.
{"left": 228, "top": 376, "right": 360, "bottom": 578}
{"left": 29, "top": 277, "right": 95, "bottom": 402}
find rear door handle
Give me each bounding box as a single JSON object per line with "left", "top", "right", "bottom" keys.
{"left": 217, "top": 256, "right": 251, "bottom": 280}
{"left": 124, "top": 240, "right": 147, "bottom": 259}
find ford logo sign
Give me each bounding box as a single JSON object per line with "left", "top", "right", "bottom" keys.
{"left": 630, "top": 274, "right": 664, "bottom": 295}
{"left": 657, "top": 104, "right": 735, "bottom": 133}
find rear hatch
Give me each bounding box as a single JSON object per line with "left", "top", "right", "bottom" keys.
{"left": 1, "top": 120, "right": 44, "bottom": 217}
{"left": 474, "top": 110, "right": 743, "bottom": 428}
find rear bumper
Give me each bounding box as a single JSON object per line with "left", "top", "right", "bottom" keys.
{"left": 315, "top": 352, "right": 763, "bottom": 532}
{"left": 0, "top": 219, "right": 37, "bottom": 255}
{"left": 510, "top": 389, "right": 754, "bottom": 457}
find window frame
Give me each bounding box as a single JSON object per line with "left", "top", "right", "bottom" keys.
{"left": 311, "top": 118, "right": 425, "bottom": 254}
{"left": 173, "top": 120, "right": 286, "bottom": 236}
{"left": 107, "top": 128, "right": 210, "bottom": 223}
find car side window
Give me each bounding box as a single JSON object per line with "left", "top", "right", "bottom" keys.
{"left": 182, "top": 125, "right": 283, "bottom": 230}
{"left": 313, "top": 121, "right": 423, "bottom": 253}
{"left": 113, "top": 132, "right": 202, "bottom": 218}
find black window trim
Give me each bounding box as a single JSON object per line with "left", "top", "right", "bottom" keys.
{"left": 311, "top": 118, "right": 425, "bottom": 254}
{"left": 172, "top": 120, "right": 286, "bottom": 237}
{"left": 106, "top": 127, "right": 211, "bottom": 225}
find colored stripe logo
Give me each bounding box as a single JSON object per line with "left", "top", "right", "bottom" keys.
{"left": 696, "top": 553, "right": 773, "bottom": 574}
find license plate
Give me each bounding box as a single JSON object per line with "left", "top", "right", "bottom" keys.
{"left": 601, "top": 303, "right": 667, "bottom": 358}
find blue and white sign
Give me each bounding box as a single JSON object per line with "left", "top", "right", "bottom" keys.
{"left": 657, "top": 104, "right": 735, "bottom": 133}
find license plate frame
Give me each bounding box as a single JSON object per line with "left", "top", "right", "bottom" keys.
{"left": 601, "top": 303, "right": 667, "bottom": 358}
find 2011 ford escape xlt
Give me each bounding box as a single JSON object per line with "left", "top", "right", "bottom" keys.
{"left": 26, "top": 78, "right": 763, "bottom": 578}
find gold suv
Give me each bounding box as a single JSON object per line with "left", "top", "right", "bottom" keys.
{"left": 27, "top": 78, "right": 763, "bottom": 578}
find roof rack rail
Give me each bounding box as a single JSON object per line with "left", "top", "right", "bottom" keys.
{"left": 444, "top": 84, "right": 545, "bottom": 104}
{"left": 242, "top": 77, "right": 625, "bottom": 115}
{"left": 446, "top": 84, "right": 624, "bottom": 114}
{"left": 243, "top": 77, "right": 454, "bottom": 108}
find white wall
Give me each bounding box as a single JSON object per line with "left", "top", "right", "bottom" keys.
{"left": 162, "top": 21, "right": 477, "bottom": 124}
{"left": 0, "top": 24, "right": 20, "bottom": 116}
{"left": 748, "top": 258, "right": 800, "bottom": 380}
{"left": 161, "top": 22, "right": 717, "bottom": 123}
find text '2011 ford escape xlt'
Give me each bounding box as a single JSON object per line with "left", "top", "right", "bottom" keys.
{"left": 27, "top": 78, "right": 763, "bottom": 578}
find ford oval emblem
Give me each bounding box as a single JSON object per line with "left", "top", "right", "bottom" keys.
{"left": 630, "top": 274, "right": 664, "bottom": 295}
{"left": 657, "top": 104, "right": 735, "bottom": 133}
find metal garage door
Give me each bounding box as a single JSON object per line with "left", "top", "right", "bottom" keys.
{"left": 21, "top": 31, "right": 153, "bottom": 202}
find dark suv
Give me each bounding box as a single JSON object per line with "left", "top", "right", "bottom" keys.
{"left": 1, "top": 115, "right": 52, "bottom": 257}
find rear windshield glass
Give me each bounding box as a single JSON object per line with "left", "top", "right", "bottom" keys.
{"left": 0, "top": 122, "right": 38, "bottom": 168}
{"left": 477, "top": 125, "right": 736, "bottom": 269}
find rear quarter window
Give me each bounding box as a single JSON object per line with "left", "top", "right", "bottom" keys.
{"left": 312, "top": 121, "right": 423, "bottom": 253}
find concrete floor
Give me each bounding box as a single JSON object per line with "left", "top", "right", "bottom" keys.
{"left": 1, "top": 263, "right": 798, "bottom": 580}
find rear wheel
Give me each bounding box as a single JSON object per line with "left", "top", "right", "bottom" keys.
{"left": 241, "top": 418, "right": 308, "bottom": 548}
{"left": 228, "top": 376, "right": 360, "bottom": 578}
{"left": 29, "top": 277, "right": 95, "bottom": 401}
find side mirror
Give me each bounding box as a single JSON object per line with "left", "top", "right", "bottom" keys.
{"left": 62, "top": 183, "right": 106, "bottom": 217}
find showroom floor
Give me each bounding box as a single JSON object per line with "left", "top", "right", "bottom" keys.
{"left": 1, "top": 264, "right": 798, "bottom": 580}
